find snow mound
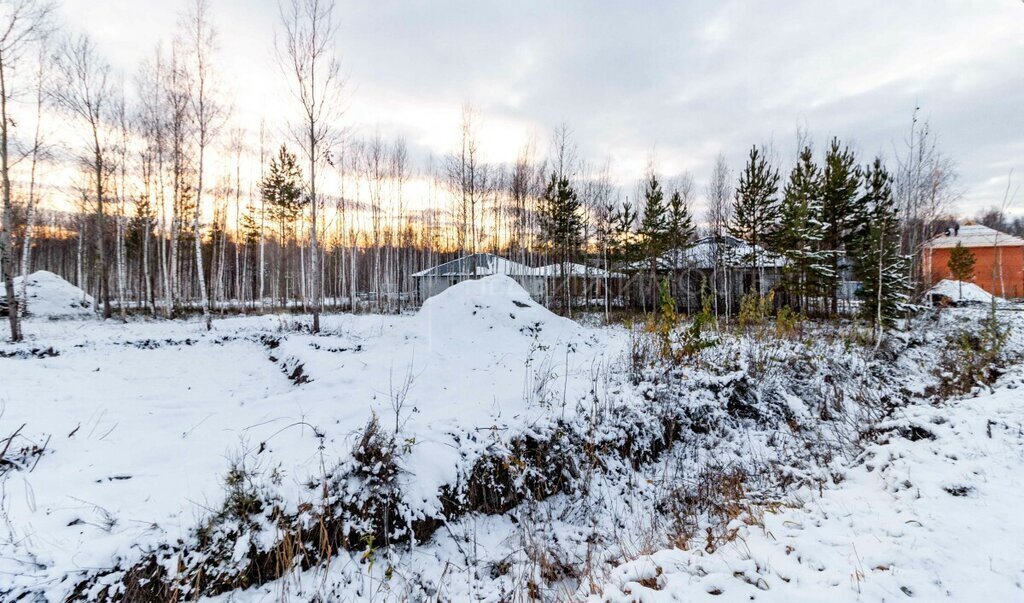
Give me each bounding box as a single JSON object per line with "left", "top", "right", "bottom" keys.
{"left": 417, "top": 274, "right": 583, "bottom": 343}
{"left": 2, "top": 271, "right": 94, "bottom": 317}
{"left": 927, "top": 279, "right": 1002, "bottom": 304}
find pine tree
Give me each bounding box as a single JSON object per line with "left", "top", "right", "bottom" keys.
{"left": 260, "top": 145, "right": 305, "bottom": 304}
{"left": 667, "top": 189, "right": 696, "bottom": 254}
{"left": 775, "top": 146, "right": 826, "bottom": 310}
{"left": 820, "top": 138, "right": 861, "bottom": 314}
{"left": 667, "top": 188, "right": 696, "bottom": 309}
{"left": 538, "top": 171, "right": 584, "bottom": 311}
{"left": 610, "top": 200, "right": 638, "bottom": 263}
{"left": 947, "top": 242, "right": 976, "bottom": 300}
{"left": 638, "top": 173, "right": 671, "bottom": 308}
{"left": 261, "top": 145, "right": 305, "bottom": 229}
{"left": 853, "top": 158, "right": 909, "bottom": 331}
{"left": 729, "top": 146, "right": 780, "bottom": 294}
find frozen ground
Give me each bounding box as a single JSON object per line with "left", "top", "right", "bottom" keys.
{"left": 1, "top": 273, "right": 1022, "bottom": 601}
{"left": 599, "top": 364, "right": 1024, "bottom": 601}
{"left": 0, "top": 275, "right": 624, "bottom": 599}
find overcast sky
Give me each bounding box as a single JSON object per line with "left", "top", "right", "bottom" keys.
{"left": 61, "top": 0, "right": 1024, "bottom": 217}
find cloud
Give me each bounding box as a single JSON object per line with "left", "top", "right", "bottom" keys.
{"left": 56, "top": 0, "right": 1024, "bottom": 217}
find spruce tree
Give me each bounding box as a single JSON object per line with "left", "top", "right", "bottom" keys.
{"left": 775, "top": 146, "right": 826, "bottom": 310}
{"left": 820, "top": 138, "right": 861, "bottom": 314}
{"left": 729, "top": 145, "right": 780, "bottom": 294}
{"left": 853, "top": 157, "right": 909, "bottom": 331}
{"left": 610, "top": 200, "right": 638, "bottom": 263}
{"left": 947, "top": 242, "right": 976, "bottom": 300}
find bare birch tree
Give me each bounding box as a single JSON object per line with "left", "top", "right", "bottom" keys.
{"left": 0, "top": 0, "right": 53, "bottom": 340}
{"left": 277, "top": 0, "right": 344, "bottom": 333}
{"left": 53, "top": 34, "right": 114, "bottom": 320}
{"left": 446, "top": 105, "right": 487, "bottom": 272}
{"left": 136, "top": 45, "right": 168, "bottom": 315}
{"left": 184, "top": 0, "right": 225, "bottom": 329}
{"left": 19, "top": 30, "right": 51, "bottom": 314}
{"left": 705, "top": 153, "right": 732, "bottom": 317}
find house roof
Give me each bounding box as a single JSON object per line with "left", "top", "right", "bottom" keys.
{"left": 533, "top": 263, "right": 627, "bottom": 278}
{"left": 411, "top": 253, "right": 536, "bottom": 278}
{"left": 626, "top": 236, "right": 785, "bottom": 271}
{"left": 923, "top": 224, "right": 1024, "bottom": 249}
{"left": 413, "top": 254, "right": 628, "bottom": 279}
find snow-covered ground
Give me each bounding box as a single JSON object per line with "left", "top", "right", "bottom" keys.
{"left": 1, "top": 273, "right": 1022, "bottom": 601}
{"left": 599, "top": 365, "right": 1024, "bottom": 601}
{"left": 0, "top": 275, "right": 626, "bottom": 599}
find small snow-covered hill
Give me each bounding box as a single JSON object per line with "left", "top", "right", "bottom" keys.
{"left": 1, "top": 270, "right": 93, "bottom": 317}
{"left": 927, "top": 279, "right": 1003, "bottom": 304}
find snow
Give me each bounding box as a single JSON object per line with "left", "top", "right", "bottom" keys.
{"left": 418, "top": 274, "right": 583, "bottom": 340}
{"left": 598, "top": 366, "right": 1024, "bottom": 602}
{"left": 927, "top": 279, "right": 1003, "bottom": 303}
{"left": 1, "top": 270, "right": 94, "bottom": 317}
{"left": 531, "top": 263, "right": 626, "bottom": 278}
{"left": 923, "top": 223, "right": 1024, "bottom": 249}
{"left": 410, "top": 253, "right": 537, "bottom": 277}
{"left": 2, "top": 276, "right": 1023, "bottom": 601}
{"left": 0, "top": 275, "right": 620, "bottom": 599}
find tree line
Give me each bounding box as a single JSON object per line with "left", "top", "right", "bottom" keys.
{"left": 0, "top": 0, "right": 970, "bottom": 343}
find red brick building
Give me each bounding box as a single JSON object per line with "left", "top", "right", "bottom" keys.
{"left": 922, "top": 223, "right": 1024, "bottom": 299}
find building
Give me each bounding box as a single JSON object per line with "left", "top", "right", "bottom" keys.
{"left": 411, "top": 253, "right": 544, "bottom": 302}
{"left": 531, "top": 262, "right": 628, "bottom": 305}
{"left": 628, "top": 236, "right": 785, "bottom": 310}
{"left": 411, "top": 253, "right": 627, "bottom": 305}
{"left": 923, "top": 223, "right": 1024, "bottom": 299}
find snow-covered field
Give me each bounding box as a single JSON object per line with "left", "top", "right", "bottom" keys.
{"left": 1, "top": 273, "right": 1022, "bottom": 601}
{"left": 0, "top": 275, "right": 626, "bottom": 599}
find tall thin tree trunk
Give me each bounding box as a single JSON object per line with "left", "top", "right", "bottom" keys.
{"left": 194, "top": 152, "right": 210, "bottom": 329}
{"left": 0, "top": 68, "right": 19, "bottom": 340}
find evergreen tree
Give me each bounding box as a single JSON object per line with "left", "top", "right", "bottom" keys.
{"left": 947, "top": 242, "right": 976, "bottom": 299}
{"left": 775, "top": 146, "right": 826, "bottom": 310}
{"left": 728, "top": 145, "right": 780, "bottom": 294}
{"left": 609, "top": 200, "right": 638, "bottom": 263}
{"left": 260, "top": 145, "right": 305, "bottom": 303}
{"left": 261, "top": 145, "right": 305, "bottom": 234}
{"left": 538, "top": 171, "right": 584, "bottom": 310}
{"left": 820, "top": 138, "right": 862, "bottom": 314}
{"left": 667, "top": 188, "right": 697, "bottom": 309}
{"left": 240, "top": 203, "right": 263, "bottom": 248}
{"left": 853, "top": 157, "right": 909, "bottom": 330}
{"left": 667, "top": 189, "right": 696, "bottom": 254}
{"left": 638, "top": 173, "right": 671, "bottom": 308}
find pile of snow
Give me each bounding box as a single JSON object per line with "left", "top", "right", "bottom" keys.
{"left": 417, "top": 274, "right": 584, "bottom": 346}
{"left": 926, "top": 279, "right": 1003, "bottom": 304}
{"left": 1, "top": 270, "right": 93, "bottom": 317}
